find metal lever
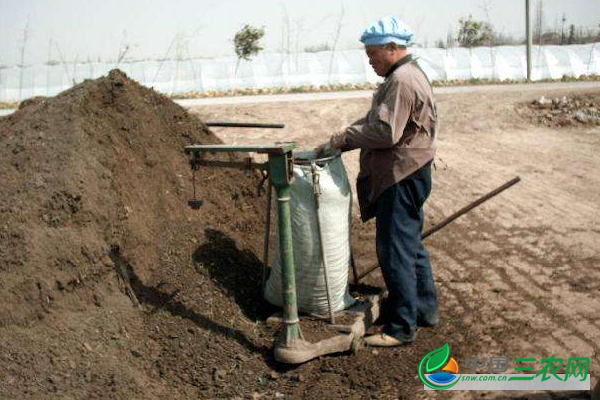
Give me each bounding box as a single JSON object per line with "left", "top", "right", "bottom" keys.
{"left": 355, "top": 176, "right": 522, "bottom": 282}
{"left": 205, "top": 122, "right": 285, "bottom": 129}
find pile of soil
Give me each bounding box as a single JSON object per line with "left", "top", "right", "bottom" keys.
{"left": 519, "top": 93, "right": 600, "bottom": 127}
{"left": 0, "top": 70, "right": 273, "bottom": 398}
{"left": 0, "top": 70, "right": 477, "bottom": 399}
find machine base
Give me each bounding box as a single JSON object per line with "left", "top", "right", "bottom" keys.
{"left": 270, "top": 292, "right": 382, "bottom": 364}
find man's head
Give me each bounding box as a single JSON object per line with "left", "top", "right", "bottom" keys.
{"left": 365, "top": 43, "right": 407, "bottom": 77}
{"left": 360, "top": 16, "right": 413, "bottom": 77}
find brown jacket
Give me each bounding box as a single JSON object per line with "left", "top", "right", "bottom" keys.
{"left": 331, "top": 55, "right": 437, "bottom": 221}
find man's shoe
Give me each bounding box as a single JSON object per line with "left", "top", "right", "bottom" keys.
{"left": 363, "top": 333, "right": 406, "bottom": 347}
{"left": 417, "top": 312, "right": 439, "bottom": 328}
{"left": 417, "top": 317, "right": 439, "bottom": 328}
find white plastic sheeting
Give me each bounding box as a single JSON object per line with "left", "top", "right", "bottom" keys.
{"left": 0, "top": 43, "right": 598, "bottom": 102}
{"left": 264, "top": 155, "right": 356, "bottom": 315}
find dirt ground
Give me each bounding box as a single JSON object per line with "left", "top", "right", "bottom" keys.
{"left": 0, "top": 71, "right": 597, "bottom": 400}
{"left": 190, "top": 87, "right": 600, "bottom": 399}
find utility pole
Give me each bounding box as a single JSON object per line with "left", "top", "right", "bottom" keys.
{"left": 525, "top": 0, "right": 532, "bottom": 81}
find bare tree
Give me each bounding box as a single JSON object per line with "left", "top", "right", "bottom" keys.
{"left": 279, "top": 4, "right": 291, "bottom": 56}
{"left": 294, "top": 19, "right": 305, "bottom": 69}
{"left": 412, "top": 15, "right": 426, "bottom": 46}
{"left": 18, "top": 16, "right": 31, "bottom": 101}
{"left": 72, "top": 54, "right": 79, "bottom": 84}
{"left": 115, "top": 30, "right": 137, "bottom": 69}
{"left": 587, "top": 24, "right": 600, "bottom": 74}
{"left": 480, "top": 0, "right": 497, "bottom": 78}
{"left": 278, "top": 3, "right": 292, "bottom": 79}
{"left": 55, "top": 42, "right": 75, "bottom": 85}
{"left": 327, "top": 4, "right": 345, "bottom": 84}
{"left": 285, "top": 10, "right": 291, "bottom": 61}
{"left": 174, "top": 28, "right": 202, "bottom": 91}
{"left": 534, "top": 0, "right": 544, "bottom": 44}
{"left": 153, "top": 34, "right": 178, "bottom": 82}
{"left": 152, "top": 27, "right": 202, "bottom": 92}
{"left": 46, "top": 36, "right": 53, "bottom": 95}
{"left": 303, "top": 13, "right": 336, "bottom": 54}
{"left": 181, "top": 27, "right": 204, "bottom": 87}
{"left": 86, "top": 56, "right": 94, "bottom": 82}
{"left": 533, "top": 0, "right": 545, "bottom": 69}
{"left": 561, "top": 13, "right": 567, "bottom": 44}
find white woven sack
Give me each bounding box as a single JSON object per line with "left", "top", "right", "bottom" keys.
{"left": 264, "top": 154, "right": 356, "bottom": 315}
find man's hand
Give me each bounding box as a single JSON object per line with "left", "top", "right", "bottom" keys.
{"left": 314, "top": 130, "right": 346, "bottom": 158}
{"left": 330, "top": 130, "right": 346, "bottom": 150}
{"left": 314, "top": 141, "right": 332, "bottom": 158}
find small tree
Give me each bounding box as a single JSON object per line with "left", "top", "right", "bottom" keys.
{"left": 457, "top": 14, "right": 494, "bottom": 47}
{"left": 233, "top": 24, "right": 265, "bottom": 74}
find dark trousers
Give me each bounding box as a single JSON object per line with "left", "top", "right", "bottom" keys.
{"left": 375, "top": 163, "right": 438, "bottom": 342}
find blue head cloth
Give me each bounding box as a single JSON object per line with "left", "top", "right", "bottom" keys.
{"left": 360, "top": 16, "right": 414, "bottom": 46}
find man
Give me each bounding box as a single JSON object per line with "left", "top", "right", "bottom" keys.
{"left": 315, "top": 16, "right": 438, "bottom": 346}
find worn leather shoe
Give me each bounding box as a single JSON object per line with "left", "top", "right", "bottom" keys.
{"left": 363, "top": 333, "right": 405, "bottom": 347}
{"left": 417, "top": 315, "right": 439, "bottom": 328}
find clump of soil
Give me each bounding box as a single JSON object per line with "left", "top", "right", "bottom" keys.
{"left": 519, "top": 93, "right": 600, "bottom": 127}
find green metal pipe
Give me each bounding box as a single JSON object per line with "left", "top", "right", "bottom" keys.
{"left": 275, "top": 185, "right": 303, "bottom": 344}
{"left": 268, "top": 151, "right": 303, "bottom": 346}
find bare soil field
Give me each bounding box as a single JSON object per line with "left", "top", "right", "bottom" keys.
{"left": 191, "top": 87, "right": 600, "bottom": 399}
{"left": 0, "top": 70, "right": 597, "bottom": 400}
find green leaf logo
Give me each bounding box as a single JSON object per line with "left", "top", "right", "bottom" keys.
{"left": 419, "top": 343, "right": 460, "bottom": 390}
{"left": 425, "top": 343, "right": 450, "bottom": 372}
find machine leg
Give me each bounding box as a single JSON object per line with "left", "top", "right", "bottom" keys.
{"left": 275, "top": 185, "right": 303, "bottom": 345}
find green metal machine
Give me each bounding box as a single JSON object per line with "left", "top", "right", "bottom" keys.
{"left": 184, "top": 137, "right": 381, "bottom": 364}
{"left": 184, "top": 142, "right": 312, "bottom": 360}
{"left": 183, "top": 123, "right": 521, "bottom": 364}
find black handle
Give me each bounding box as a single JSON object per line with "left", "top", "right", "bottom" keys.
{"left": 205, "top": 122, "right": 285, "bottom": 129}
